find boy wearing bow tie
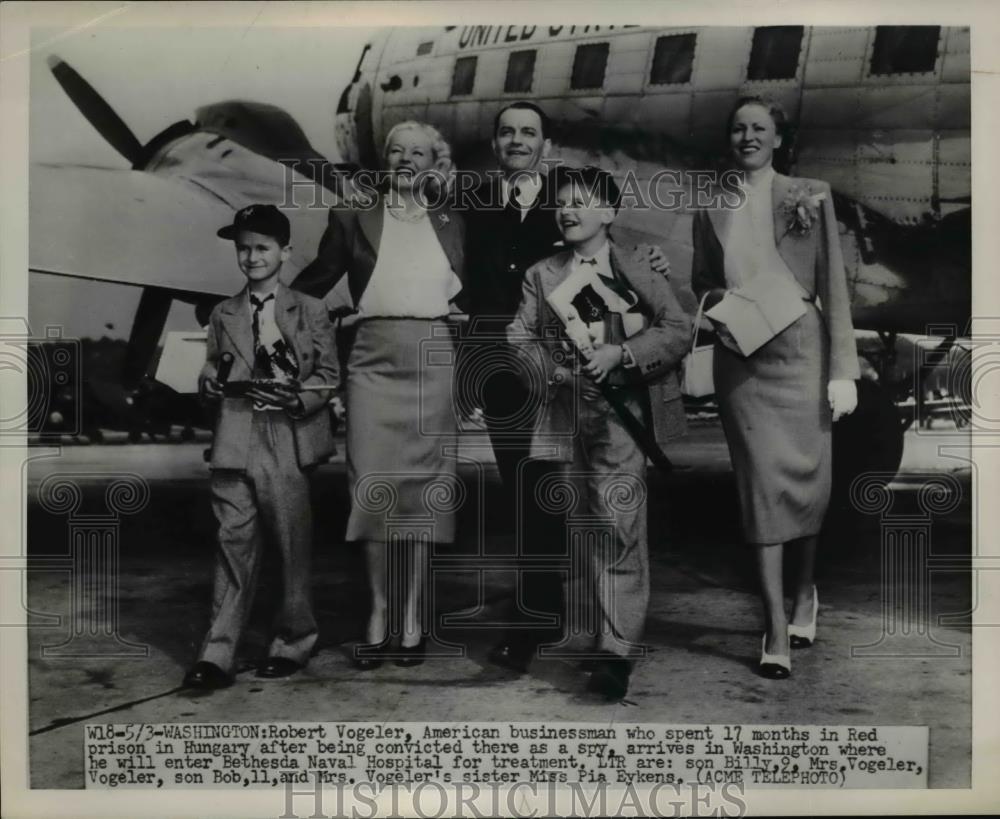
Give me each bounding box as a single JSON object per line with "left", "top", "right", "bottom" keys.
{"left": 507, "top": 167, "right": 690, "bottom": 699}
{"left": 182, "top": 205, "right": 338, "bottom": 691}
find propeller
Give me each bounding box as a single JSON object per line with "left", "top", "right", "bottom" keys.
{"left": 47, "top": 55, "right": 144, "bottom": 166}
{"left": 47, "top": 56, "right": 353, "bottom": 193}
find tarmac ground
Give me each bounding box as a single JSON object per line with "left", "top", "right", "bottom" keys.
{"left": 20, "top": 420, "right": 973, "bottom": 788}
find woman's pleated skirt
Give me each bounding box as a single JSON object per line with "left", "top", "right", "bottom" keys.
{"left": 714, "top": 302, "right": 832, "bottom": 545}
{"left": 344, "top": 318, "right": 458, "bottom": 544}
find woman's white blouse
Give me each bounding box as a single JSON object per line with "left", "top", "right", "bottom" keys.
{"left": 723, "top": 165, "right": 803, "bottom": 296}
{"left": 358, "top": 202, "right": 462, "bottom": 317}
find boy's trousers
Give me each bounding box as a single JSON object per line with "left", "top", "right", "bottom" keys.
{"left": 562, "top": 382, "right": 649, "bottom": 659}
{"left": 199, "top": 410, "right": 318, "bottom": 673}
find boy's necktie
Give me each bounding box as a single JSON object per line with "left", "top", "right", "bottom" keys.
{"left": 250, "top": 293, "right": 275, "bottom": 376}
{"left": 250, "top": 293, "right": 274, "bottom": 348}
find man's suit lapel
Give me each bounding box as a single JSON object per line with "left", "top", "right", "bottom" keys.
{"left": 219, "top": 291, "right": 255, "bottom": 371}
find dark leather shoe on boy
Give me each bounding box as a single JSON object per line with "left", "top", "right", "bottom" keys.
{"left": 352, "top": 643, "right": 386, "bottom": 671}
{"left": 487, "top": 640, "right": 536, "bottom": 673}
{"left": 395, "top": 638, "right": 427, "bottom": 668}
{"left": 256, "top": 657, "right": 302, "bottom": 679}
{"left": 586, "top": 655, "right": 632, "bottom": 701}
{"left": 182, "top": 661, "right": 233, "bottom": 690}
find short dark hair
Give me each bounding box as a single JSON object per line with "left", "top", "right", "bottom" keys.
{"left": 552, "top": 165, "right": 621, "bottom": 212}
{"left": 493, "top": 101, "right": 551, "bottom": 140}
{"left": 725, "top": 95, "right": 790, "bottom": 139}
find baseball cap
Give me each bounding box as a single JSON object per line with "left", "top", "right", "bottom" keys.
{"left": 217, "top": 204, "right": 291, "bottom": 245}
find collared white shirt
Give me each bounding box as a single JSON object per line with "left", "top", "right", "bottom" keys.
{"left": 572, "top": 240, "right": 613, "bottom": 279}
{"left": 501, "top": 172, "right": 543, "bottom": 221}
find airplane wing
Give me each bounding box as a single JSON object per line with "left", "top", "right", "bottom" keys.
{"left": 29, "top": 161, "right": 334, "bottom": 298}
{"left": 30, "top": 162, "right": 245, "bottom": 297}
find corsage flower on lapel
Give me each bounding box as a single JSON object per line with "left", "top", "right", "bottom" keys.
{"left": 437, "top": 213, "right": 450, "bottom": 226}
{"left": 781, "top": 186, "right": 826, "bottom": 237}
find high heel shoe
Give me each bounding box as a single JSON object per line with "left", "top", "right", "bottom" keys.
{"left": 788, "top": 586, "right": 818, "bottom": 649}
{"left": 395, "top": 638, "right": 426, "bottom": 668}
{"left": 758, "top": 634, "right": 791, "bottom": 679}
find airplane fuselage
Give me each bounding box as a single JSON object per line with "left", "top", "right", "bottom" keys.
{"left": 334, "top": 25, "right": 971, "bottom": 334}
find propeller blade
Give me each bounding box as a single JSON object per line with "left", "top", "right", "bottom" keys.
{"left": 47, "top": 55, "right": 144, "bottom": 166}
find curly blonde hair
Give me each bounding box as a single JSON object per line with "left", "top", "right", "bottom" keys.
{"left": 382, "top": 120, "right": 455, "bottom": 195}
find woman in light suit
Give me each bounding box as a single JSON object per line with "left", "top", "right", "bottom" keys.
{"left": 692, "top": 97, "right": 859, "bottom": 678}
{"left": 295, "top": 121, "right": 464, "bottom": 669}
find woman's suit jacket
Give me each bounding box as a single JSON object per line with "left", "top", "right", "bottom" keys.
{"left": 691, "top": 172, "right": 860, "bottom": 382}
{"left": 291, "top": 195, "right": 466, "bottom": 308}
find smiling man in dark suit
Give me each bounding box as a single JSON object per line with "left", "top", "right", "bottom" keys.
{"left": 460, "top": 103, "right": 569, "bottom": 673}
{"left": 462, "top": 103, "right": 672, "bottom": 674}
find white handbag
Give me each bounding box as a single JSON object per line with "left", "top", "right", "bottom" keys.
{"left": 681, "top": 292, "right": 715, "bottom": 398}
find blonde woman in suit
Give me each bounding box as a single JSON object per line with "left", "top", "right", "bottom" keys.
{"left": 692, "top": 97, "right": 859, "bottom": 679}
{"left": 295, "top": 121, "right": 464, "bottom": 669}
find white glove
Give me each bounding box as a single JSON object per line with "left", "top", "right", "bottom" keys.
{"left": 828, "top": 379, "right": 858, "bottom": 422}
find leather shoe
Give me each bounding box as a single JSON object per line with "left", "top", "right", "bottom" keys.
{"left": 586, "top": 655, "right": 632, "bottom": 701}
{"left": 487, "top": 640, "right": 535, "bottom": 673}
{"left": 352, "top": 642, "right": 386, "bottom": 671}
{"left": 395, "top": 638, "right": 426, "bottom": 668}
{"left": 256, "top": 657, "right": 302, "bottom": 679}
{"left": 182, "top": 661, "right": 233, "bottom": 690}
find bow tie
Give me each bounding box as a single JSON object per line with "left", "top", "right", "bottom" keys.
{"left": 579, "top": 257, "right": 598, "bottom": 266}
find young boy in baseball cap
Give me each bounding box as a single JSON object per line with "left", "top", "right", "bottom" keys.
{"left": 183, "top": 204, "right": 338, "bottom": 689}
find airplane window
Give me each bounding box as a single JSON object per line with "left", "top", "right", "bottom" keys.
{"left": 571, "top": 42, "right": 610, "bottom": 90}
{"left": 870, "top": 26, "right": 941, "bottom": 75}
{"left": 650, "top": 34, "right": 696, "bottom": 85}
{"left": 747, "top": 26, "right": 804, "bottom": 81}
{"left": 417, "top": 41, "right": 434, "bottom": 56}
{"left": 451, "top": 56, "right": 477, "bottom": 96}
{"left": 505, "top": 50, "right": 537, "bottom": 93}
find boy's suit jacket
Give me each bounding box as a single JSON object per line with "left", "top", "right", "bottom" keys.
{"left": 290, "top": 195, "right": 465, "bottom": 307}
{"left": 691, "top": 172, "right": 860, "bottom": 381}
{"left": 201, "top": 284, "right": 339, "bottom": 470}
{"left": 507, "top": 243, "right": 691, "bottom": 461}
